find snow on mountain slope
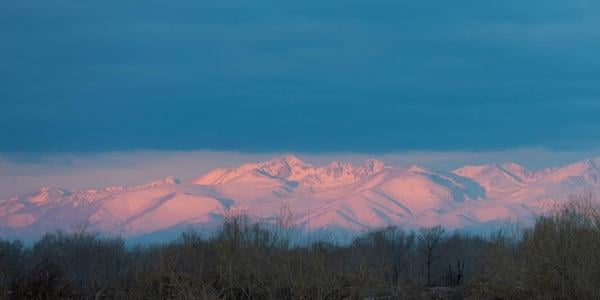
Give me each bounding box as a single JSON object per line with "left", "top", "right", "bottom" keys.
{"left": 191, "top": 155, "right": 386, "bottom": 189}
{"left": 89, "top": 189, "right": 226, "bottom": 236}
{"left": 537, "top": 159, "right": 600, "bottom": 187}
{"left": 1, "top": 155, "right": 600, "bottom": 241}
{"left": 452, "top": 163, "right": 530, "bottom": 196}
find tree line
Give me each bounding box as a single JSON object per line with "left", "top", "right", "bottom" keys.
{"left": 2, "top": 194, "right": 600, "bottom": 299}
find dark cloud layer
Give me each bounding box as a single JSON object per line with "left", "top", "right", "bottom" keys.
{"left": 1, "top": 0, "right": 600, "bottom": 153}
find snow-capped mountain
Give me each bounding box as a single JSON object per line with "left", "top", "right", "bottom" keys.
{"left": 190, "top": 155, "right": 385, "bottom": 188}
{"left": 1, "top": 155, "right": 600, "bottom": 241}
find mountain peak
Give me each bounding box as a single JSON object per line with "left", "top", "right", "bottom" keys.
{"left": 258, "top": 155, "right": 309, "bottom": 179}
{"left": 28, "top": 187, "right": 68, "bottom": 204}
{"left": 363, "top": 159, "right": 386, "bottom": 172}
{"left": 191, "top": 155, "right": 389, "bottom": 188}
{"left": 454, "top": 163, "right": 526, "bottom": 175}
{"left": 282, "top": 154, "right": 304, "bottom": 165}
{"left": 578, "top": 159, "right": 599, "bottom": 169}
{"left": 538, "top": 158, "right": 600, "bottom": 184}
{"left": 262, "top": 154, "right": 305, "bottom": 167}
{"left": 500, "top": 162, "right": 525, "bottom": 169}
{"left": 405, "top": 164, "right": 429, "bottom": 173}
{"left": 137, "top": 176, "right": 181, "bottom": 189}
{"left": 325, "top": 160, "right": 353, "bottom": 169}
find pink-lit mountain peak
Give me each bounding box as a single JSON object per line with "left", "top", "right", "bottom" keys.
{"left": 538, "top": 158, "right": 600, "bottom": 185}
{"left": 138, "top": 176, "right": 181, "bottom": 188}
{"left": 28, "top": 187, "right": 70, "bottom": 205}
{"left": 500, "top": 162, "right": 534, "bottom": 180}
{"left": 258, "top": 154, "right": 310, "bottom": 178}
{"left": 453, "top": 162, "right": 534, "bottom": 181}
{"left": 191, "top": 155, "right": 388, "bottom": 188}
{"left": 3, "top": 156, "right": 600, "bottom": 241}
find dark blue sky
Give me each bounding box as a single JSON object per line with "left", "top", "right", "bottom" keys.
{"left": 2, "top": 0, "right": 600, "bottom": 154}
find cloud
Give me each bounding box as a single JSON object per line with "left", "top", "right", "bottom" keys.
{"left": 1, "top": 0, "right": 600, "bottom": 153}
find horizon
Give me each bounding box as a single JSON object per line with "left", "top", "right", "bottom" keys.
{"left": 2, "top": 149, "right": 600, "bottom": 198}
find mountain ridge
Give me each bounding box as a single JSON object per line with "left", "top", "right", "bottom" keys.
{"left": 2, "top": 155, "right": 600, "bottom": 241}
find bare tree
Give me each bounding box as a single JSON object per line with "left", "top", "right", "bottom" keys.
{"left": 419, "top": 225, "right": 445, "bottom": 287}
{"left": 70, "top": 220, "right": 95, "bottom": 237}
{"left": 276, "top": 201, "right": 295, "bottom": 229}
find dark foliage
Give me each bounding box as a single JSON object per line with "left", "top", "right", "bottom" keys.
{"left": 2, "top": 194, "right": 600, "bottom": 299}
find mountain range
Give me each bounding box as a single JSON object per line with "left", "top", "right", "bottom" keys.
{"left": 2, "top": 155, "right": 600, "bottom": 242}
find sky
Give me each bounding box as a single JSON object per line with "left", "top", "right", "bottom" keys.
{"left": 1, "top": 1, "right": 600, "bottom": 197}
